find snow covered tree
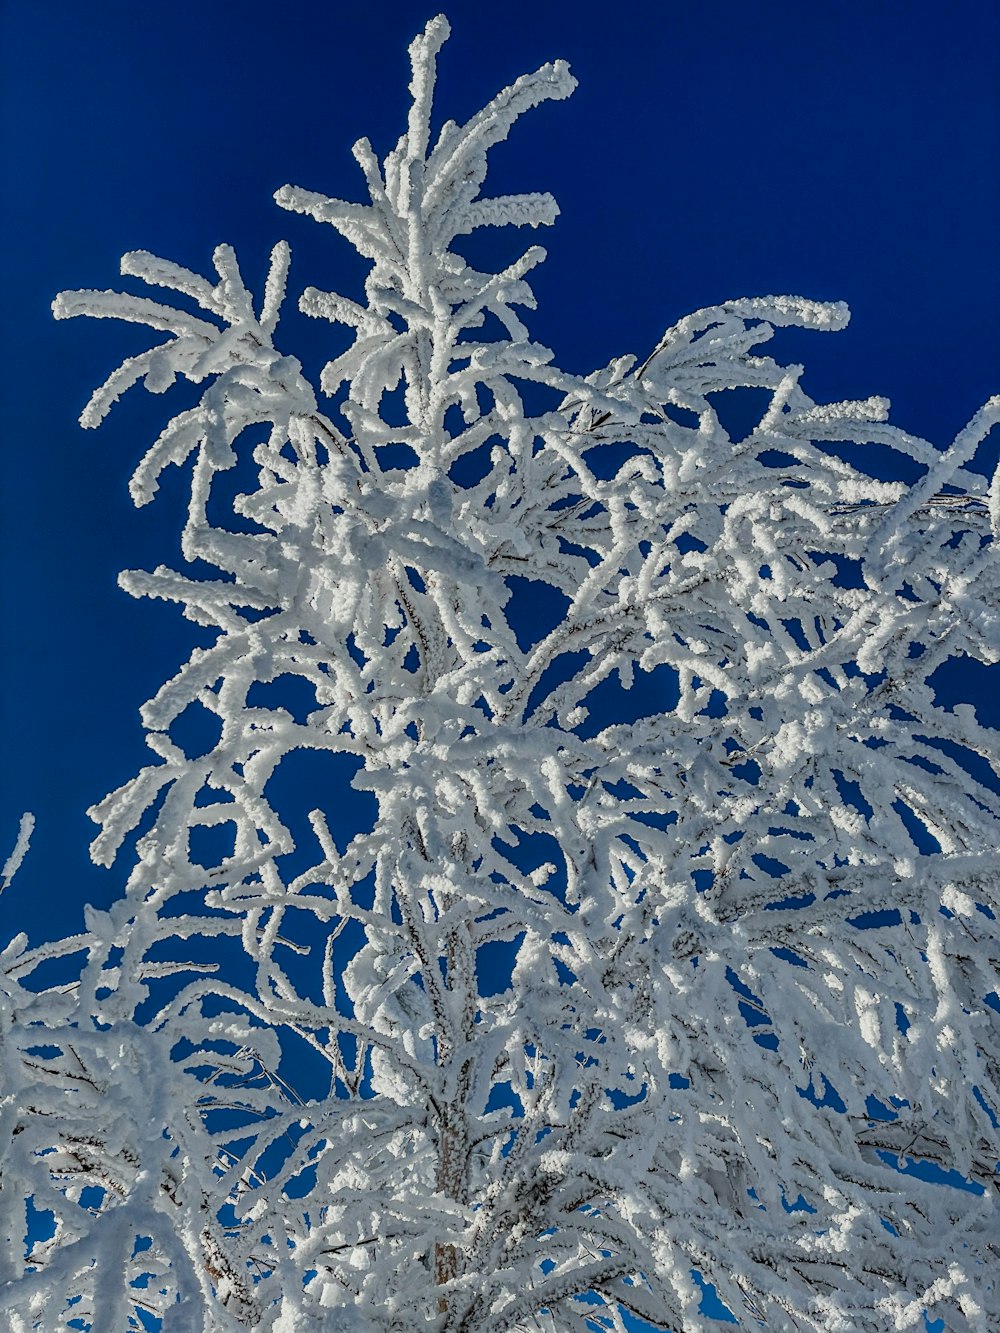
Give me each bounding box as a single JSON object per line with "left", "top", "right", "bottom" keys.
{"left": 2, "top": 14, "right": 999, "bottom": 1331}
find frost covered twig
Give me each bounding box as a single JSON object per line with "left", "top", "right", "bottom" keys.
{"left": 0, "top": 813, "right": 34, "bottom": 891}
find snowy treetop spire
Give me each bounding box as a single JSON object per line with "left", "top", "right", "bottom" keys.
{"left": 275, "top": 14, "right": 575, "bottom": 425}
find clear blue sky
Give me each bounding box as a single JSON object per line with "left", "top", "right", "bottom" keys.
{"left": 1, "top": 0, "right": 998, "bottom": 947}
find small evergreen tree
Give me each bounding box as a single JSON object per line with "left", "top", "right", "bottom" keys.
{"left": 2, "top": 16, "right": 998, "bottom": 1332}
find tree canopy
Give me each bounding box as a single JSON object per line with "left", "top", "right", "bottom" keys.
{"left": 2, "top": 15, "right": 998, "bottom": 1333}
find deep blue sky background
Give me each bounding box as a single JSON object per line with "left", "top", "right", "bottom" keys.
{"left": 1, "top": 0, "right": 998, "bottom": 948}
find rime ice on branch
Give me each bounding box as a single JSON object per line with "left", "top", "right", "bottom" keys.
{"left": 3, "top": 13, "right": 998, "bottom": 1333}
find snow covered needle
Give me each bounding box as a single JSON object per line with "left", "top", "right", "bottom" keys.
{"left": 6, "top": 14, "right": 998, "bottom": 1333}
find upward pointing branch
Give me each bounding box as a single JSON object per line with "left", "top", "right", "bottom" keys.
{"left": 407, "top": 15, "right": 452, "bottom": 167}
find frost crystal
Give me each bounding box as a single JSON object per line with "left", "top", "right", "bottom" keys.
{"left": 3, "top": 15, "right": 998, "bottom": 1332}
